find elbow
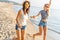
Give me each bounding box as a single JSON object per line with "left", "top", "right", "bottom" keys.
{"left": 16, "top": 18, "right": 17, "bottom": 21}
{"left": 16, "top": 19, "right": 17, "bottom": 24}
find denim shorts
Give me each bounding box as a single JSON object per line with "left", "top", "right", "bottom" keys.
{"left": 16, "top": 24, "right": 26, "bottom": 30}
{"left": 39, "top": 21, "right": 47, "bottom": 27}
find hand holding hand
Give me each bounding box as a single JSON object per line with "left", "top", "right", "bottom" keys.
{"left": 30, "top": 16, "right": 36, "bottom": 19}
{"left": 33, "top": 16, "right": 36, "bottom": 19}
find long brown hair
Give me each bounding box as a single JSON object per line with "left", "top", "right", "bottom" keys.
{"left": 23, "top": 1, "right": 30, "bottom": 14}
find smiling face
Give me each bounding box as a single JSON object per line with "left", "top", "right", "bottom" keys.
{"left": 25, "top": 2, "right": 30, "bottom": 9}
{"left": 23, "top": 1, "right": 30, "bottom": 14}
{"left": 44, "top": 4, "right": 49, "bottom": 11}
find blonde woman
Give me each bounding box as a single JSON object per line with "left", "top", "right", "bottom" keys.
{"left": 31, "top": 0, "right": 51, "bottom": 40}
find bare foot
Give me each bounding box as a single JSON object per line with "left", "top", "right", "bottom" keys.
{"left": 27, "top": 34, "right": 32, "bottom": 37}
{"left": 33, "top": 34, "right": 35, "bottom": 40}
{"left": 13, "top": 37, "right": 18, "bottom": 40}
{"left": 27, "top": 34, "right": 35, "bottom": 40}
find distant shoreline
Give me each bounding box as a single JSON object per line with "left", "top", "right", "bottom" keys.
{"left": 0, "top": 0, "right": 22, "bottom": 6}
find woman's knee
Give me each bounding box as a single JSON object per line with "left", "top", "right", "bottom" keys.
{"left": 39, "top": 26, "right": 43, "bottom": 35}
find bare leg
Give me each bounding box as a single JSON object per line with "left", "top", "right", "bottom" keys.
{"left": 16, "top": 30, "right": 21, "bottom": 40}
{"left": 33, "top": 26, "right": 43, "bottom": 39}
{"left": 21, "top": 30, "right": 25, "bottom": 40}
{"left": 43, "top": 26, "right": 47, "bottom": 40}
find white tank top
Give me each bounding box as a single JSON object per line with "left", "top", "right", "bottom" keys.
{"left": 18, "top": 9, "right": 28, "bottom": 26}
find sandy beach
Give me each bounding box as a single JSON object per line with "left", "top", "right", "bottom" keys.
{"left": 0, "top": 2, "right": 17, "bottom": 40}
{"left": 0, "top": 2, "right": 60, "bottom": 40}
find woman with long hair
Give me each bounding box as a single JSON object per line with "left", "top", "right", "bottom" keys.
{"left": 15, "top": 1, "right": 30, "bottom": 40}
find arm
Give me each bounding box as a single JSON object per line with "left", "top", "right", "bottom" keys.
{"left": 16, "top": 10, "right": 22, "bottom": 28}
{"left": 47, "top": 0, "right": 52, "bottom": 16}
{"left": 36, "top": 12, "right": 41, "bottom": 17}
{"left": 30, "top": 12, "right": 41, "bottom": 19}
{"left": 49, "top": 0, "right": 51, "bottom": 7}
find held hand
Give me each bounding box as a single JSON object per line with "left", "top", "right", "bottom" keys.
{"left": 33, "top": 16, "right": 36, "bottom": 19}
{"left": 30, "top": 16, "right": 36, "bottom": 19}
{"left": 30, "top": 16, "right": 33, "bottom": 18}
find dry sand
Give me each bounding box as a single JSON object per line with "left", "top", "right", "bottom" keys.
{"left": 0, "top": 2, "right": 17, "bottom": 40}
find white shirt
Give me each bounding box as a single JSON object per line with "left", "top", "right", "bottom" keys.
{"left": 18, "top": 9, "right": 28, "bottom": 26}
